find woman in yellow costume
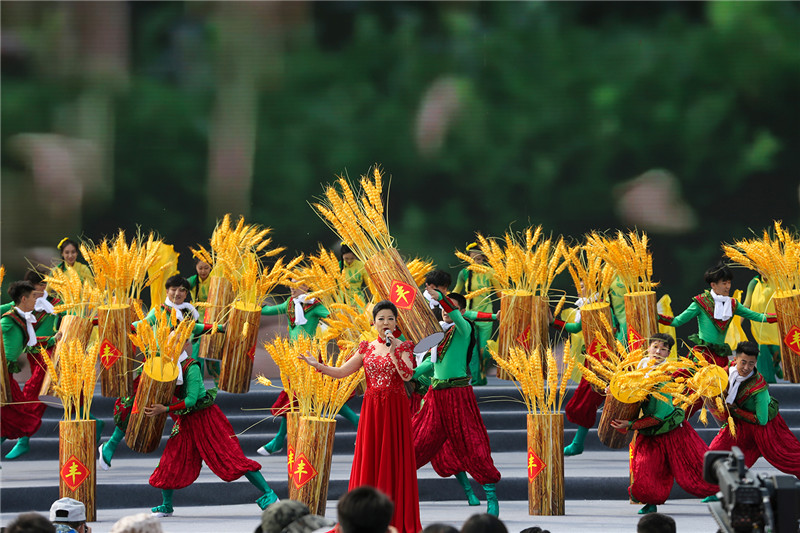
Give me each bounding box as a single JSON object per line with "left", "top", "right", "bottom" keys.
{"left": 55, "top": 238, "right": 93, "bottom": 282}
{"left": 453, "top": 242, "right": 496, "bottom": 386}
{"left": 340, "top": 244, "right": 370, "bottom": 305}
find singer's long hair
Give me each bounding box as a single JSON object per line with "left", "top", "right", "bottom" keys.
{"left": 372, "top": 300, "right": 398, "bottom": 320}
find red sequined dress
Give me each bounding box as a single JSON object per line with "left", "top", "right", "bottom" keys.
{"left": 349, "top": 340, "right": 421, "bottom": 533}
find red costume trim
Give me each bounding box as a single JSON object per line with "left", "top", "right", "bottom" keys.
{"left": 286, "top": 297, "right": 322, "bottom": 328}
{"left": 693, "top": 292, "right": 738, "bottom": 333}
{"left": 2, "top": 310, "right": 33, "bottom": 346}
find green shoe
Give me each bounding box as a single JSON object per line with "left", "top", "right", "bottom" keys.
{"left": 256, "top": 490, "right": 279, "bottom": 510}
{"left": 564, "top": 426, "right": 589, "bottom": 457}
{"left": 455, "top": 472, "right": 480, "bottom": 506}
{"left": 638, "top": 503, "right": 657, "bottom": 514}
{"left": 256, "top": 440, "right": 284, "bottom": 456}
{"left": 151, "top": 504, "right": 174, "bottom": 517}
{"left": 5, "top": 437, "right": 30, "bottom": 460}
{"left": 483, "top": 484, "right": 499, "bottom": 517}
{"left": 702, "top": 495, "right": 719, "bottom": 503}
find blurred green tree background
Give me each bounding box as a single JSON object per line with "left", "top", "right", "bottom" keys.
{"left": 2, "top": 1, "right": 799, "bottom": 306}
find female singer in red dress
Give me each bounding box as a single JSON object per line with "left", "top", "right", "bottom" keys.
{"left": 300, "top": 300, "right": 421, "bottom": 533}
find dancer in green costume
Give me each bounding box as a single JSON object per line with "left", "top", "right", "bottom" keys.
{"left": 257, "top": 283, "right": 359, "bottom": 455}
{"left": 146, "top": 353, "right": 278, "bottom": 517}
{"left": 98, "top": 275, "right": 222, "bottom": 470}
{"left": 659, "top": 263, "right": 775, "bottom": 367}
{"left": 1, "top": 281, "right": 58, "bottom": 459}
{"left": 412, "top": 290, "right": 501, "bottom": 516}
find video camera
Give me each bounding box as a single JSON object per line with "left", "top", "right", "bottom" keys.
{"left": 703, "top": 447, "right": 800, "bottom": 533}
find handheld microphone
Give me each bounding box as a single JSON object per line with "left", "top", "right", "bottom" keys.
{"left": 384, "top": 329, "right": 394, "bottom": 347}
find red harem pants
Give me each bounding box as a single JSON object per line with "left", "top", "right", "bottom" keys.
{"left": 412, "top": 385, "right": 500, "bottom": 485}
{"left": 565, "top": 377, "right": 605, "bottom": 428}
{"left": 149, "top": 404, "right": 261, "bottom": 490}
{"left": 629, "top": 423, "right": 718, "bottom": 505}
{"left": 708, "top": 414, "right": 800, "bottom": 478}
{"left": 1, "top": 352, "right": 48, "bottom": 439}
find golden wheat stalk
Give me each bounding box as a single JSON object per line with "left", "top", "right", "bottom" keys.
{"left": 458, "top": 227, "right": 568, "bottom": 296}
{"left": 723, "top": 221, "right": 800, "bottom": 294}
{"left": 584, "top": 230, "right": 655, "bottom": 294}
{"left": 312, "top": 166, "right": 394, "bottom": 262}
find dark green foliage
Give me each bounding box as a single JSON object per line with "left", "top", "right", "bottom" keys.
{"left": 2, "top": 2, "right": 799, "bottom": 304}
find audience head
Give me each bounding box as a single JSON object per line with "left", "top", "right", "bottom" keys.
{"left": 422, "top": 525, "right": 458, "bottom": 533}
{"left": 109, "top": 513, "right": 163, "bottom": 533}
{"left": 636, "top": 512, "right": 676, "bottom": 533}
{"left": 49, "top": 498, "right": 89, "bottom": 533}
{"left": 519, "top": 528, "right": 550, "bottom": 533}
{"left": 6, "top": 513, "right": 56, "bottom": 533}
{"left": 460, "top": 514, "right": 507, "bottom": 533}
{"left": 337, "top": 486, "right": 394, "bottom": 533}
{"left": 259, "top": 500, "right": 335, "bottom": 533}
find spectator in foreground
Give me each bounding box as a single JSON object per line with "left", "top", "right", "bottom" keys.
{"left": 109, "top": 513, "right": 163, "bottom": 533}
{"left": 637, "top": 512, "right": 676, "bottom": 533}
{"left": 460, "top": 514, "right": 507, "bottom": 533}
{"left": 422, "top": 525, "right": 458, "bottom": 533}
{"left": 5, "top": 513, "right": 55, "bottom": 533}
{"left": 337, "top": 487, "right": 395, "bottom": 533}
{"left": 519, "top": 528, "right": 551, "bottom": 533}
{"left": 49, "top": 498, "right": 90, "bottom": 533}
{"left": 259, "top": 500, "right": 335, "bottom": 533}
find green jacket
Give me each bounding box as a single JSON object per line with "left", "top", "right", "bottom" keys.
{"left": 412, "top": 292, "right": 471, "bottom": 385}
{"left": 631, "top": 391, "right": 685, "bottom": 437}
{"left": 728, "top": 370, "right": 777, "bottom": 426}
{"left": 2, "top": 309, "right": 57, "bottom": 373}
{"left": 261, "top": 297, "right": 329, "bottom": 340}
{"left": 667, "top": 290, "right": 769, "bottom": 346}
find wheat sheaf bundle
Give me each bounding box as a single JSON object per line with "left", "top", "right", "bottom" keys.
{"left": 265, "top": 337, "right": 365, "bottom": 420}
{"left": 45, "top": 267, "right": 99, "bottom": 318}
{"left": 561, "top": 244, "right": 617, "bottom": 312}
{"left": 129, "top": 304, "right": 196, "bottom": 374}
{"left": 231, "top": 252, "right": 303, "bottom": 312}
{"left": 191, "top": 214, "right": 285, "bottom": 280}
{"left": 489, "top": 343, "right": 575, "bottom": 414}
{"left": 288, "top": 246, "right": 354, "bottom": 307}
{"left": 577, "top": 335, "right": 683, "bottom": 404}
{"left": 313, "top": 166, "right": 392, "bottom": 260}
{"left": 406, "top": 258, "right": 436, "bottom": 287}
{"left": 80, "top": 230, "right": 165, "bottom": 307}
{"left": 584, "top": 230, "right": 655, "bottom": 294}
{"left": 40, "top": 340, "right": 99, "bottom": 421}
{"left": 456, "top": 226, "right": 569, "bottom": 298}
{"left": 324, "top": 300, "right": 376, "bottom": 354}
{"left": 722, "top": 221, "right": 800, "bottom": 295}
{"left": 667, "top": 354, "right": 737, "bottom": 436}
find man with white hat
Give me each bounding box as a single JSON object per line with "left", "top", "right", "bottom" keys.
{"left": 49, "top": 497, "right": 91, "bottom": 533}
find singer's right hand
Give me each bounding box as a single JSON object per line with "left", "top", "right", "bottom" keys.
{"left": 298, "top": 353, "right": 318, "bottom": 368}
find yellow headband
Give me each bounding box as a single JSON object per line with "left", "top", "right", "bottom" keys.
{"left": 58, "top": 237, "right": 70, "bottom": 249}
{"left": 466, "top": 242, "right": 480, "bottom": 252}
